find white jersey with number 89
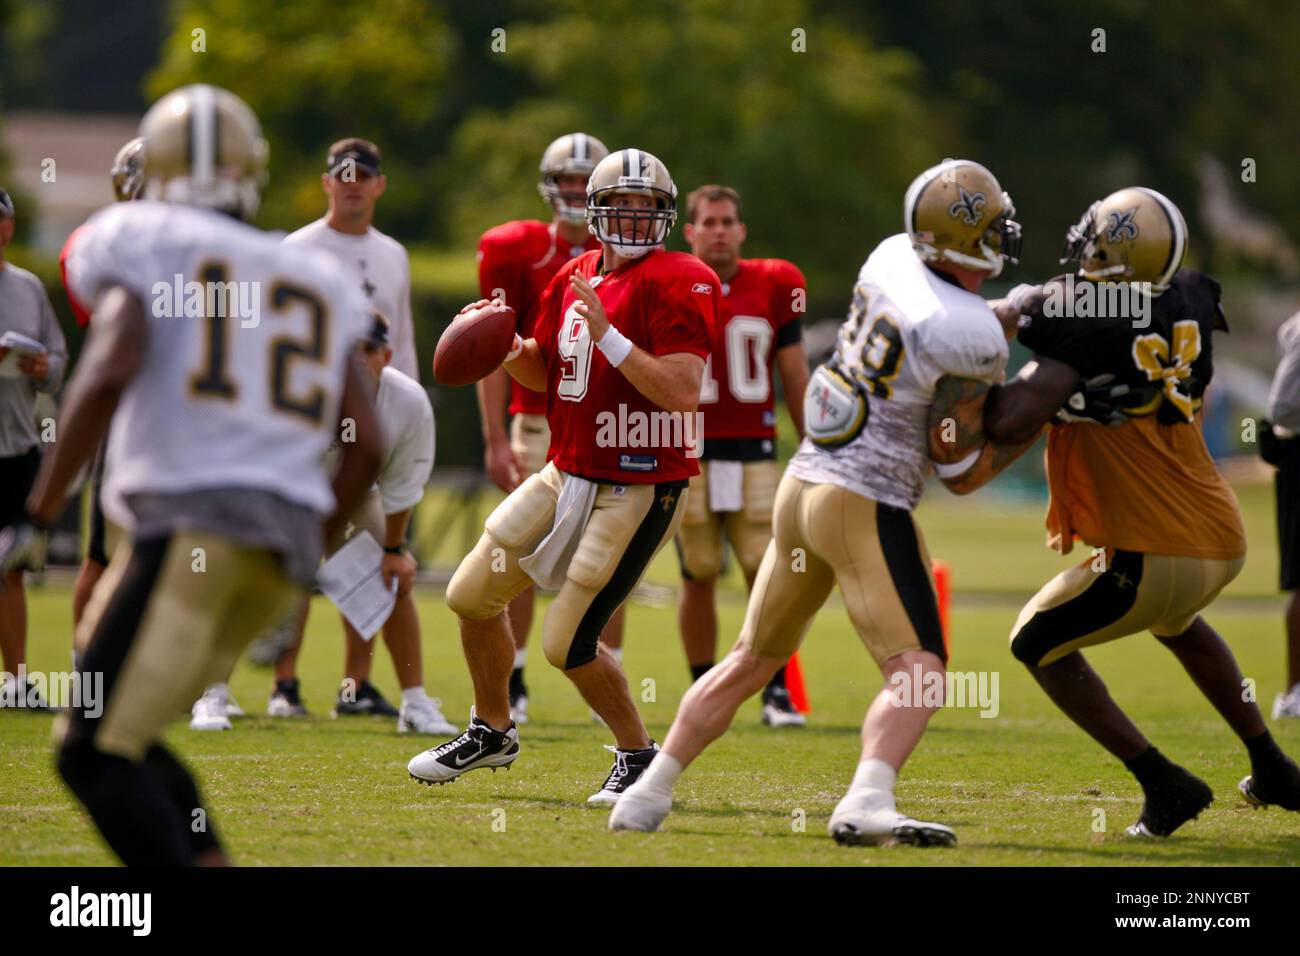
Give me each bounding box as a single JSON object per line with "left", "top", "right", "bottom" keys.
{"left": 788, "top": 233, "right": 1008, "bottom": 510}
{"left": 66, "top": 201, "right": 371, "bottom": 531}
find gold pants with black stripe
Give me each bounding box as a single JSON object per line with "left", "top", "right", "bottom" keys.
{"left": 63, "top": 531, "right": 301, "bottom": 760}
{"left": 1009, "top": 549, "right": 1246, "bottom": 667}
{"left": 446, "top": 462, "right": 687, "bottom": 670}
{"left": 739, "top": 472, "right": 946, "bottom": 667}
{"left": 675, "top": 459, "right": 779, "bottom": 580}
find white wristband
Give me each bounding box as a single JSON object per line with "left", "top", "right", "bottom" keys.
{"left": 594, "top": 326, "right": 634, "bottom": 368}
{"left": 505, "top": 334, "right": 524, "bottom": 362}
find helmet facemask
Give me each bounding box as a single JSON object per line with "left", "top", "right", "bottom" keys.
{"left": 111, "top": 139, "right": 146, "bottom": 203}
{"left": 1059, "top": 199, "right": 1132, "bottom": 280}
{"left": 587, "top": 187, "right": 676, "bottom": 259}
{"left": 979, "top": 196, "right": 1022, "bottom": 277}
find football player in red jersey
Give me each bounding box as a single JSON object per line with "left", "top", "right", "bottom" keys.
{"left": 409, "top": 148, "right": 719, "bottom": 806}
{"left": 677, "top": 185, "right": 810, "bottom": 726}
{"left": 61, "top": 137, "right": 145, "bottom": 638}
{"left": 475, "top": 133, "right": 610, "bottom": 724}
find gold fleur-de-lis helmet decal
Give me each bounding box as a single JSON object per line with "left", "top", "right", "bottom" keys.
{"left": 948, "top": 187, "right": 987, "bottom": 227}
{"left": 904, "top": 159, "right": 1021, "bottom": 276}
{"left": 1061, "top": 187, "right": 1187, "bottom": 294}
{"left": 1104, "top": 207, "right": 1140, "bottom": 243}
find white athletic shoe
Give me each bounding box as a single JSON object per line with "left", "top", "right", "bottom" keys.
{"left": 760, "top": 686, "right": 807, "bottom": 728}
{"left": 587, "top": 743, "right": 659, "bottom": 806}
{"left": 398, "top": 696, "right": 459, "bottom": 735}
{"left": 225, "top": 693, "right": 245, "bottom": 718}
{"left": 1272, "top": 684, "right": 1300, "bottom": 720}
{"left": 190, "top": 686, "right": 233, "bottom": 731}
{"left": 407, "top": 708, "right": 519, "bottom": 785}
{"left": 828, "top": 789, "right": 956, "bottom": 847}
{"left": 509, "top": 693, "right": 529, "bottom": 725}
{"left": 608, "top": 779, "right": 673, "bottom": 831}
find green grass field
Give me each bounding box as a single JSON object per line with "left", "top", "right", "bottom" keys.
{"left": 2, "top": 479, "right": 1296, "bottom": 866}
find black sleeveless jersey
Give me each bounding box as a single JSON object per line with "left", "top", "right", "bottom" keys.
{"left": 1017, "top": 269, "right": 1227, "bottom": 426}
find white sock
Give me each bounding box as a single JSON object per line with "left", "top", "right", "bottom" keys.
{"left": 401, "top": 687, "right": 429, "bottom": 706}
{"left": 850, "top": 758, "right": 897, "bottom": 794}
{"left": 636, "top": 752, "right": 684, "bottom": 796}
{"left": 513, "top": 649, "right": 528, "bottom": 669}
{"left": 207, "top": 682, "right": 229, "bottom": 701}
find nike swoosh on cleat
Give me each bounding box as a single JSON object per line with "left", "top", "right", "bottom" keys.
{"left": 453, "top": 749, "right": 485, "bottom": 767}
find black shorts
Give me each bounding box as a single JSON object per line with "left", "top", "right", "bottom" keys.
{"left": 0, "top": 447, "right": 40, "bottom": 528}
{"left": 1278, "top": 440, "right": 1300, "bottom": 591}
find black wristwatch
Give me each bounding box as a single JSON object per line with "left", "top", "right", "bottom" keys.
{"left": 383, "top": 545, "right": 406, "bottom": 555}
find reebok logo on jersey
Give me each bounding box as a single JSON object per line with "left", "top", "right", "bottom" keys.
{"left": 690, "top": 283, "right": 713, "bottom": 294}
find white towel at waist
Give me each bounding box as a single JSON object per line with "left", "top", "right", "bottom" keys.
{"left": 519, "top": 473, "right": 598, "bottom": 590}
{"left": 707, "top": 460, "right": 744, "bottom": 513}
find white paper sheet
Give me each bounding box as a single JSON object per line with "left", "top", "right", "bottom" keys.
{"left": 0, "top": 331, "right": 45, "bottom": 379}
{"left": 315, "top": 531, "right": 397, "bottom": 641}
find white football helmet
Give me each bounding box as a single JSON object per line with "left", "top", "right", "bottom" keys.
{"left": 539, "top": 132, "right": 609, "bottom": 224}
{"left": 904, "top": 159, "right": 1021, "bottom": 277}
{"left": 586, "top": 148, "right": 677, "bottom": 259}
{"left": 138, "top": 84, "right": 268, "bottom": 220}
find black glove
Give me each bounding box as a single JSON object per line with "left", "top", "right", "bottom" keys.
{"left": 1055, "top": 373, "right": 1140, "bottom": 427}
{"left": 1258, "top": 420, "right": 1298, "bottom": 466}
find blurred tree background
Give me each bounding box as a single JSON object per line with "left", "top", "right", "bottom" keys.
{"left": 3, "top": 0, "right": 1297, "bottom": 468}
{"left": 134, "top": 0, "right": 1300, "bottom": 287}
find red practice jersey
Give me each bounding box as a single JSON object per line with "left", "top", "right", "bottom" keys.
{"left": 478, "top": 220, "right": 600, "bottom": 416}
{"left": 60, "top": 224, "right": 94, "bottom": 327}
{"left": 532, "top": 248, "right": 720, "bottom": 483}
{"left": 698, "top": 258, "right": 805, "bottom": 441}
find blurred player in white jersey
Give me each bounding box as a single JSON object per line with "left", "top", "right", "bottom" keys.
{"left": 0, "top": 84, "right": 381, "bottom": 865}
{"left": 62, "top": 138, "right": 146, "bottom": 646}
{"left": 613, "top": 160, "right": 1038, "bottom": 844}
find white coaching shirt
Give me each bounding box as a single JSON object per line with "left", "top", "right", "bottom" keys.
{"left": 285, "top": 218, "right": 419, "bottom": 381}
{"left": 66, "top": 201, "right": 371, "bottom": 530}
{"left": 788, "top": 233, "right": 1008, "bottom": 510}
{"left": 374, "top": 366, "right": 435, "bottom": 514}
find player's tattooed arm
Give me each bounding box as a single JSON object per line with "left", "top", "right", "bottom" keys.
{"left": 927, "top": 375, "right": 1040, "bottom": 496}
{"left": 25, "top": 286, "right": 145, "bottom": 525}
{"left": 984, "top": 354, "right": 1080, "bottom": 444}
